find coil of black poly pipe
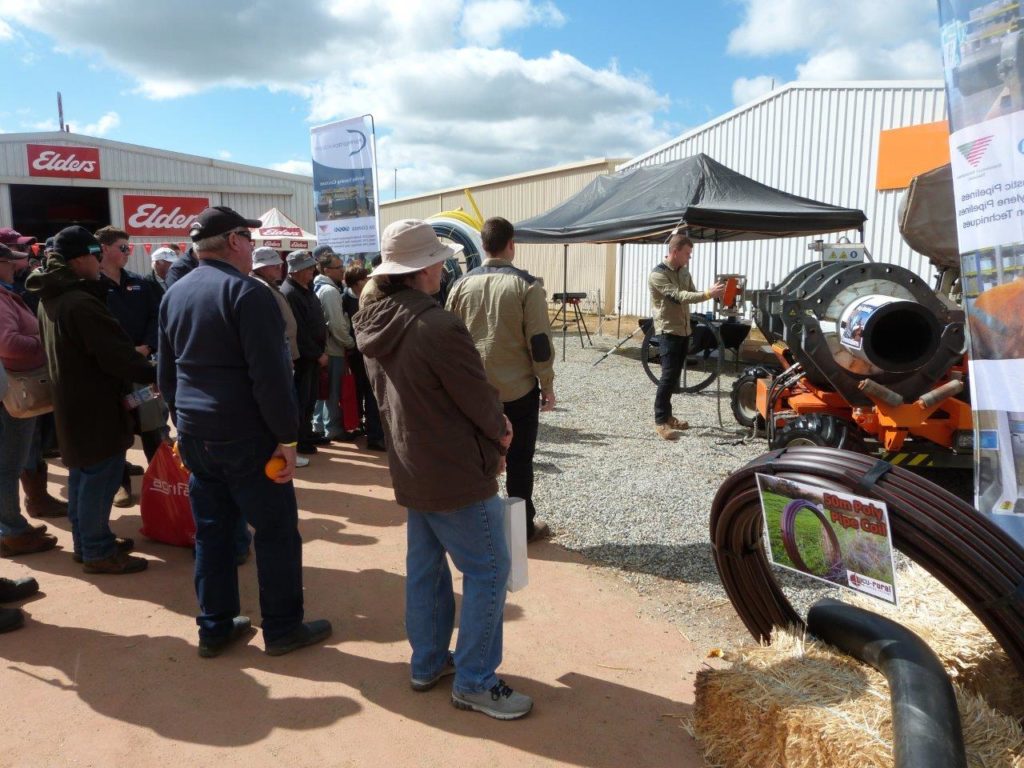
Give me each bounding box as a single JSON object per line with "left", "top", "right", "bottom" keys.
{"left": 710, "top": 446, "right": 1024, "bottom": 679}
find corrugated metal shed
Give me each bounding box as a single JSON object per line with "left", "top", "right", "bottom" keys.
{"left": 0, "top": 131, "right": 313, "bottom": 274}
{"left": 381, "top": 158, "right": 624, "bottom": 313}
{"left": 616, "top": 81, "right": 948, "bottom": 317}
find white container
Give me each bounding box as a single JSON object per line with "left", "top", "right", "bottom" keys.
{"left": 503, "top": 497, "right": 529, "bottom": 592}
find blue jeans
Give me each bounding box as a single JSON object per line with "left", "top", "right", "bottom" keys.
{"left": 178, "top": 432, "right": 304, "bottom": 643}
{"left": 68, "top": 452, "right": 126, "bottom": 561}
{"left": 406, "top": 495, "right": 510, "bottom": 694}
{"left": 654, "top": 333, "right": 690, "bottom": 425}
{"left": 313, "top": 355, "right": 346, "bottom": 436}
{"left": 0, "top": 408, "right": 35, "bottom": 536}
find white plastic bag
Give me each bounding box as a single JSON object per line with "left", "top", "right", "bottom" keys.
{"left": 503, "top": 497, "right": 529, "bottom": 592}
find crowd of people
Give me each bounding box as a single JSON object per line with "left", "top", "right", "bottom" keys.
{"left": 0, "top": 207, "right": 559, "bottom": 721}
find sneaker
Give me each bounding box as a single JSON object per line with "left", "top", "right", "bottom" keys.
{"left": 0, "top": 576, "right": 39, "bottom": 603}
{"left": 0, "top": 606, "right": 24, "bottom": 633}
{"left": 1, "top": 530, "right": 58, "bottom": 557}
{"left": 527, "top": 520, "right": 551, "bottom": 544}
{"left": 82, "top": 550, "right": 148, "bottom": 575}
{"left": 411, "top": 651, "right": 455, "bottom": 692}
{"left": 655, "top": 423, "right": 679, "bottom": 441}
{"left": 668, "top": 416, "right": 690, "bottom": 431}
{"left": 198, "top": 616, "right": 253, "bottom": 658}
{"left": 265, "top": 619, "right": 332, "bottom": 656}
{"left": 295, "top": 456, "right": 310, "bottom": 468}
{"left": 112, "top": 486, "right": 135, "bottom": 508}
{"left": 73, "top": 537, "right": 134, "bottom": 563}
{"left": 452, "top": 679, "right": 533, "bottom": 720}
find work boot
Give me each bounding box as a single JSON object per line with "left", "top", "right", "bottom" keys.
{"left": 0, "top": 576, "right": 39, "bottom": 603}
{"left": 82, "top": 550, "right": 148, "bottom": 575}
{"left": 0, "top": 607, "right": 24, "bottom": 633}
{"left": 668, "top": 416, "right": 690, "bottom": 431}
{"left": 655, "top": 423, "right": 679, "bottom": 441}
{"left": 20, "top": 464, "right": 67, "bottom": 519}
{"left": 199, "top": 616, "right": 254, "bottom": 658}
{"left": 452, "top": 679, "right": 533, "bottom": 720}
{"left": 527, "top": 520, "right": 551, "bottom": 544}
{"left": 265, "top": 619, "right": 332, "bottom": 656}
{"left": 73, "top": 537, "right": 134, "bottom": 563}
{"left": 1, "top": 529, "right": 58, "bottom": 557}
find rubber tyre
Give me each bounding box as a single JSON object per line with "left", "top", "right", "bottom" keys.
{"left": 640, "top": 316, "right": 722, "bottom": 394}
{"left": 770, "top": 413, "right": 866, "bottom": 453}
{"left": 730, "top": 368, "right": 769, "bottom": 429}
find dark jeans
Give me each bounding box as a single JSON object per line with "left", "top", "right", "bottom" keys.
{"left": 294, "top": 357, "right": 320, "bottom": 449}
{"left": 68, "top": 452, "right": 126, "bottom": 561}
{"left": 350, "top": 352, "right": 383, "bottom": 442}
{"left": 178, "top": 432, "right": 304, "bottom": 643}
{"left": 503, "top": 385, "right": 540, "bottom": 536}
{"left": 654, "top": 333, "right": 689, "bottom": 425}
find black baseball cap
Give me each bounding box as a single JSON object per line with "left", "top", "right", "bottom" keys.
{"left": 0, "top": 243, "right": 28, "bottom": 262}
{"left": 53, "top": 226, "right": 102, "bottom": 260}
{"left": 189, "top": 206, "right": 262, "bottom": 241}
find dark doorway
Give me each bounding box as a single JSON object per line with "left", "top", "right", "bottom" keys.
{"left": 10, "top": 184, "right": 110, "bottom": 241}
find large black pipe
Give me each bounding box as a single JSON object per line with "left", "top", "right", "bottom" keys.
{"left": 807, "top": 598, "right": 966, "bottom": 768}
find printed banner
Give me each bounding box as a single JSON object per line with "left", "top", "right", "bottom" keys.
{"left": 123, "top": 195, "right": 209, "bottom": 236}
{"left": 756, "top": 473, "right": 898, "bottom": 605}
{"left": 939, "top": 1, "right": 1024, "bottom": 532}
{"left": 27, "top": 143, "right": 100, "bottom": 179}
{"left": 310, "top": 115, "right": 380, "bottom": 255}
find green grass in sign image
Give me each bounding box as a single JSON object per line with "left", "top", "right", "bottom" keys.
{"left": 763, "top": 491, "right": 834, "bottom": 577}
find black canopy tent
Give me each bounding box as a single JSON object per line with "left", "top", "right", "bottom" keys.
{"left": 512, "top": 153, "right": 867, "bottom": 354}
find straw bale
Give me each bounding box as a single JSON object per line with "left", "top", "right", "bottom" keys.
{"left": 692, "top": 630, "right": 1024, "bottom": 768}
{"left": 846, "top": 563, "right": 1024, "bottom": 721}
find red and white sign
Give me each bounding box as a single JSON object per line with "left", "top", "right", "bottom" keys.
{"left": 259, "top": 226, "right": 304, "bottom": 237}
{"left": 27, "top": 144, "right": 101, "bottom": 179}
{"left": 123, "top": 195, "right": 209, "bottom": 236}
{"left": 262, "top": 239, "right": 283, "bottom": 248}
{"left": 291, "top": 240, "right": 310, "bottom": 249}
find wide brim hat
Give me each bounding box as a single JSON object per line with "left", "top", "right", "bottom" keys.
{"left": 374, "top": 219, "right": 462, "bottom": 276}
{"left": 286, "top": 249, "right": 317, "bottom": 273}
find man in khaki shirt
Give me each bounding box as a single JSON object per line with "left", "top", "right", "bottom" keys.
{"left": 648, "top": 234, "right": 725, "bottom": 440}
{"left": 447, "top": 217, "right": 555, "bottom": 542}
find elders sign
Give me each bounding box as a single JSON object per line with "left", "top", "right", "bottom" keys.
{"left": 123, "top": 195, "right": 210, "bottom": 237}
{"left": 27, "top": 144, "right": 101, "bottom": 179}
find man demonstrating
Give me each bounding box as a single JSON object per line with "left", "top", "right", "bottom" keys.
{"left": 27, "top": 226, "right": 153, "bottom": 574}
{"left": 446, "top": 216, "right": 555, "bottom": 543}
{"left": 312, "top": 245, "right": 355, "bottom": 441}
{"left": 647, "top": 234, "right": 725, "bottom": 440}
{"left": 281, "top": 250, "right": 328, "bottom": 455}
{"left": 159, "top": 206, "right": 331, "bottom": 657}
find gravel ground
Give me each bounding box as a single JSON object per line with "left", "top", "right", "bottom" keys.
{"left": 520, "top": 330, "right": 973, "bottom": 648}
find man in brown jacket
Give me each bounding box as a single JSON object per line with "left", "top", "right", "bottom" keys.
{"left": 353, "top": 219, "right": 531, "bottom": 721}
{"left": 648, "top": 234, "right": 725, "bottom": 440}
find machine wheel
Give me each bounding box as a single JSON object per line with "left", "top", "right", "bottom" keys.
{"left": 730, "top": 367, "right": 770, "bottom": 430}
{"left": 641, "top": 315, "right": 723, "bottom": 394}
{"left": 770, "top": 414, "right": 866, "bottom": 453}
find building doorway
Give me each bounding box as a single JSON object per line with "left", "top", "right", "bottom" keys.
{"left": 9, "top": 184, "right": 110, "bottom": 241}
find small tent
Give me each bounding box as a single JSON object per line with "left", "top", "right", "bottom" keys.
{"left": 253, "top": 208, "right": 317, "bottom": 252}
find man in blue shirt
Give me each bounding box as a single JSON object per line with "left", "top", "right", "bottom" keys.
{"left": 158, "top": 206, "right": 331, "bottom": 658}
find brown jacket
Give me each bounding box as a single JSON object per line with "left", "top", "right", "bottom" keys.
{"left": 353, "top": 280, "right": 506, "bottom": 512}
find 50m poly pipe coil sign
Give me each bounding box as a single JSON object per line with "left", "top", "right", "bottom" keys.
{"left": 756, "top": 473, "right": 898, "bottom": 605}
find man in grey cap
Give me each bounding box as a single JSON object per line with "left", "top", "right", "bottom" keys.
{"left": 280, "top": 250, "right": 327, "bottom": 455}
{"left": 311, "top": 245, "right": 355, "bottom": 442}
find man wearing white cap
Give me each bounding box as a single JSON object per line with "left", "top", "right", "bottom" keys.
{"left": 352, "top": 219, "right": 531, "bottom": 720}
{"left": 144, "top": 247, "right": 177, "bottom": 297}
{"left": 251, "top": 247, "right": 300, "bottom": 366}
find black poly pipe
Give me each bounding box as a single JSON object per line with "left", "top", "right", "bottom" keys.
{"left": 807, "top": 598, "right": 967, "bottom": 768}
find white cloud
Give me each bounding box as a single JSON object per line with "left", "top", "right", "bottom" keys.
{"left": 460, "top": 0, "right": 565, "bottom": 47}
{"left": 26, "top": 118, "right": 57, "bottom": 131}
{"left": 0, "top": 0, "right": 670, "bottom": 196}
{"left": 732, "top": 75, "right": 777, "bottom": 106}
{"left": 0, "top": 17, "right": 13, "bottom": 40}
{"left": 269, "top": 160, "right": 313, "bottom": 176}
{"left": 217, "top": 149, "right": 232, "bottom": 160}
{"left": 77, "top": 111, "right": 119, "bottom": 137}
{"left": 728, "top": 0, "right": 942, "bottom": 82}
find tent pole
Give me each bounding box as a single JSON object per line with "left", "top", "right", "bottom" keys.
{"left": 616, "top": 243, "right": 623, "bottom": 339}
{"left": 562, "top": 243, "right": 568, "bottom": 362}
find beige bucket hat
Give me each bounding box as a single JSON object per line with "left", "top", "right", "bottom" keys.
{"left": 374, "top": 219, "right": 462, "bottom": 276}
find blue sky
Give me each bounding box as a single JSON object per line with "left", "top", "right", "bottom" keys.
{"left": 0, "top": 1, "right": 942, "bottom": 198}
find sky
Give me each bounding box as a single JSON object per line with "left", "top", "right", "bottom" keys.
{"left": 0, "top": 0, "right": 944, "bottom": 199}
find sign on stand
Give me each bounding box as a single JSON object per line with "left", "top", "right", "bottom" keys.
{"left": 756, "top": 473, "right": 898, "bottom": 605}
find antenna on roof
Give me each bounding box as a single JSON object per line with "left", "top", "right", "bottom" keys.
{"left": 57, "top": 92, "right": 66, "bottom": 132}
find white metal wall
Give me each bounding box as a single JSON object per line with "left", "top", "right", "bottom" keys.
{"left": 616, "top": 81, "right": 947, "bottom": 317}
{"left": 381, "top": 160, "right": 621, "bottom": 312}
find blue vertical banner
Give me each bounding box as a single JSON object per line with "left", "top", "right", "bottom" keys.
{"left": 310, "top": 114, "right": 380, "bottom": 256}
{"left": 938, "top": 0, "right": 1024, "bottom": 534}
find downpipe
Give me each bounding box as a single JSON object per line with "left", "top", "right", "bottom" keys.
{"left": 807, "top": 598, "right": 966, "bottom": 768}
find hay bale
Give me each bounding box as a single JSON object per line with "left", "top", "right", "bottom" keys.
{"left": 693, "top": 630, "right": 1024, "bottom": 767}
{"left": 846, "top": 563, "right": 1024, "bottom": 721}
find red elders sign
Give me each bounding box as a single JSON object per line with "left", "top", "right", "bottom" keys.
{"left": 27, "top": 144, "right": 101, "bottom": 179}
{"left": 123, "top": 195, "right": 209, "bottom": 236}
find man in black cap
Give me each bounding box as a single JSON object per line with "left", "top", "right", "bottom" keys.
{"left": 281, "top": 249, "right": 328, "bottom": 455}
{"left": 159, "top": 206, "right": 331, "bottom": 657}
{"left": 27, "top": 226, "right": 154, "bottom": 574}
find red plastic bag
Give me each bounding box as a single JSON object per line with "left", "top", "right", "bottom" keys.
{"left": 139, "top": 443, "right": 195, "bottom": 547}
